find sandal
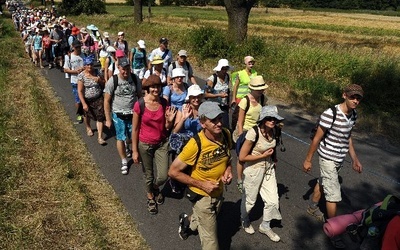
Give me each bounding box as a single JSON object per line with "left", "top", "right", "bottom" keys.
{"left": 86, "top": 128, "right": 94, "bottom": 137}
{"left": 147, "top": 199, "right": 158, "bottom": 215}
{"left": 97, "top": 138, "right": 106, "bottom": 145}
{"left": 307, "top": 206, "right": 325, "bottom": 222}
{"left": 154, "top": 189, "right": 164, "bottom": 205}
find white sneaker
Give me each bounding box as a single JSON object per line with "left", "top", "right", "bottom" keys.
{"left": 121, "top": 163, "right": 128, "bottom": 175}
{"left": 242, "top": 221, "right": 255, "bottom": 235}
{"left": 259, "top": 226, "right": 280, "bottom": 242}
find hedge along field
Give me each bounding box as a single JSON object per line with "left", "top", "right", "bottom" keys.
{"left": 71, "top": 6, "right": 400, "bottom": 141}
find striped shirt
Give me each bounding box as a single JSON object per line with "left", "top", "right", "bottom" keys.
{"left": 317, "top": 105, "right": 357, "bottom": 163}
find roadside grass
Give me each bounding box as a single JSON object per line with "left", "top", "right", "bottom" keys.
{"left": 0, "top": 17, "right": 149, "bottom": 249}
{"left": 69, "top": 5, "right": 400, "bottom": 141}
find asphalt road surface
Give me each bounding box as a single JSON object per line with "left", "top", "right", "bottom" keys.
{"left": 41, "top": 65, "right": 400, "bottom": 250}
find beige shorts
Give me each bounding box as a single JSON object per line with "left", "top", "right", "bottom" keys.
{"left": 319, "top": 157, "right": 343, "bottom": 202}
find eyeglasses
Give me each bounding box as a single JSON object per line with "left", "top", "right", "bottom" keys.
{"left": 348, "top": 95, "right": 363, "bottom": 101}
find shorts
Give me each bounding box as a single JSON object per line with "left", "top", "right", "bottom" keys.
{"left": 319, "top": 157, "right": 343, "bottom": 202}
{"left": 71, "top": 83, "right": 80, "bottom": 104}
{"left": 112, "top": 112, "right": 132, "bottom": 141}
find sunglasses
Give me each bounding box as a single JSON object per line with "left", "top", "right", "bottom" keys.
{"left": 248, "top": 61, "right": 255, "bottom": 65}
{"left": 348, "top": 94, "right": 363, "bottom": 101}
{"left": 221, "top": 67, "right": 229, "bottom": 71}
{"left": 210, "top": 115, "right": 223, "bottom": 124}
{"left": 264, "top": 117, "right": 277, "bottom": 122}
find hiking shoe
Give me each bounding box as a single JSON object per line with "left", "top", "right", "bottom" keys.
{"left": 125, "top": 147, "right": 132, "bottom": 158}
{"left": 76, "top": 115, "right": 83, "bottom": 124}
{"left": 155, "top": 190, "right": 164, "bottom": 205}
{"left": 178, "top": 212, "right": 190, "bottom": 240}
{"left": 147, "top": 199, "right": 158, "bottom": 215}
{"left": 307, "top": 205, "right": 326, "bottom": 222}
{"left": 241, "top": 220, "right": 255, "bottom": 235}
{"left": 259, "top": 226, "right": 280, "bottom": 242}
{"left": 330, "top": 235, "right": 346, "bottom": 249}
{"left": 121, "top": 162, "right": 128, "bottom": 175}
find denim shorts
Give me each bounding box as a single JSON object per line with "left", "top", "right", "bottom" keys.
{"left": 319, "top": 157, "right": 343, "bottom": 202}
{"left": 71, "top": 83, "right": 80, "bottom": 104}
{"left": 112, "top": 112, "right": 132, "bottom": 141}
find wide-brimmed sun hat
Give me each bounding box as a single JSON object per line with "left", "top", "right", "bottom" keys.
{"left": 248, "top": 76, "right": 268, "bottom": 90}
{"left": 86, "top": 24, "right": 98, "bottom": 31}
{"left": 106, "top": 46, "right": 116, "bottom": 53}
{"left": 142, "top": 75, "right": 164, "bottom": 88}
{"left": 185, "top": 84, "right": 204, "bottom": 101}
{"left": 151, "top": 55, "right": 164, "bottom": 65}
{"left": 258, "top": 105, "right": 284, "bottom": 123}
{"left": 171, "top": 68, "right": 185, "bottom": 79}
{"left": 213, "top": 59, "right": 232, "bottom": 71}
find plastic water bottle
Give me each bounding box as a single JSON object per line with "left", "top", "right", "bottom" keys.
{"left": 367, "top": 226, "right": 379, "bottom": 237}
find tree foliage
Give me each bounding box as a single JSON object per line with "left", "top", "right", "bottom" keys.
{"left": 59, "top": 0, "right": 106, "bottom": 15}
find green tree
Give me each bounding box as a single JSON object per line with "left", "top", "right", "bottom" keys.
{"left": 60, "top": 0, "right": 106, "bottom": 15}
{"left": 224, "top": 0, "right": 256, "bottom": 43}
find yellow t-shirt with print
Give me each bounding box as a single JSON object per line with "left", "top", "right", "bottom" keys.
{"left": 178, "top": 129, "right": 232, "bottom": 198}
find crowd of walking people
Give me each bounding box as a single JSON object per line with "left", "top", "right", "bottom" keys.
{"left": 6, "top": 2, "right": 400, "bottom": 250}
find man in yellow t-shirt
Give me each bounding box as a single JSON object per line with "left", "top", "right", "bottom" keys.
{"left": 168, "top": 101, "right": 233, "bottom": 250}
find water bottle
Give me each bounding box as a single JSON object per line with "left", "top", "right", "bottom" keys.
{"left": 367, "top": 226, "right": 379, "bottom": 237}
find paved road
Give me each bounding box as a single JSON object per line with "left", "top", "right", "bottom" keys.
{"left": 41, "top": 66, "right": 400, "bottom": 250}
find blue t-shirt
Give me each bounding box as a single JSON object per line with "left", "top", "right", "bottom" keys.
{"left": 33, "top": 35, "right": 42, "bottom": 50}
{"left": 131, "top": 48, "right": 146, "bottom": 70}
{"left": 163, "top": 86, "right": 187, "bottom": 110}
{"left": 183, "top": 117, "right": 201, "bottom": 135}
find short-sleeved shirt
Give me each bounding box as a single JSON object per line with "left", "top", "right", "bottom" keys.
{"left": 167, "top": 61, "right": 194, "bottom": 84}
{"left": 207, "top": 74, "right": 229, "bottom": 106}
{"left": 131, "top": 47, "right": 146, "bottom": 70}
{"left": 178, "top": 129, "right": 231, "bottom": 198}
{"left": 64, "top": 53, "right": 84, "bottom": 84}
{"left": 148, "top": 47, "right": 173, "bottom": 71}
{"left": 317, "top": 105, "right": 357, "bottom": 163}
{"left": 238, "top": 96, "right": 262, "bottom": 131}
{"left": 142, "top": 68, "right": 167, "bottom": 84}
{"left": 133, "top": 99, "right": 168, "bottom": 145}
{"left": 162, "top": 85, "right": 187, "bottom": 110}
{"left": 104, "top": 74, "right": 139, "bottom": 114}
{"left": 244, "top": 127, "right": 276, "bottom": 169}
{"left": 183, "top": 117, "right": 201, "bottom": 135}
{"left": 77, "top": 72, "right": 103, "bottom": 100}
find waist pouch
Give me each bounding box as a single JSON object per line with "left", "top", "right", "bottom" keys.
{"left": 116, "top": 113, "right": 133, "bottom": 120}
{"left": 185, "top": 187, "right": 203, "bottom": 203}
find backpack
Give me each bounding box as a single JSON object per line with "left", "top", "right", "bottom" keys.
{"left": 172, "top": 61, "right": 191, "bottom": 70}
{"left": 111, "top": 73, "right": 140, "bottom": 103}
{"left": 309, "top": 106, "right": 355, "bottom": 144}
{"left": 131, "top": 47, "right": 146, "bottom": 66}
{"left": 357, "top": 195, "right": 400, "bottom": 249}
{"left": 236, "top": 124, "right": 285, "bottom": 162}
{"left": 235, "top": 125, "right": 259, "bottom": 157}
{"left": 243, "top": 95, "right": 265, "bottom": 114}
{"left": 192, "top": 128, "right": 231, "bottom": 167}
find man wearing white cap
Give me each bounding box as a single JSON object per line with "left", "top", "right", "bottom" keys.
{"left": 167, "top": 49, "right": 197, "bottom": 86}
{"left": 169, "top": 101, "right": 232, "bottom": 250}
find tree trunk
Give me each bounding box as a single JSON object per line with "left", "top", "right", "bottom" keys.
{"left": 134, "top": 0, "right": 143, "bottom": 24}
{"left": 224, "top": 0, "right": 255, "bottom": 43}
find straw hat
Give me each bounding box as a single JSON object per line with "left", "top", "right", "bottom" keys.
{"left": 248, "top": 76, "right": 268, "bottom": 91}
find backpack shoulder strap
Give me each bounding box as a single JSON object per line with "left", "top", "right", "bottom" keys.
{"left": 186, "top": 61, "right": 191, "bottom": 69}
{"left": 244, "top": 95, "right": 251, "bottom": 114}
{"left": 172, "top": 61, "right": 177, "bottom": 69}
{"left": 212, "top": 73, "right": 217, "bottom": 89}
{"left": 162, "top": 49, "right": 169, "bottom": 60}
{"left": 138, "top": 97, "right": 145, "bottom": 115}
{"left": 113, "top": 74, "right": 119, "bottom": 93}
{"left": 250, "top": 125, "right": 259, "bottom": 153}
{"left": 330, "top": 106, "right": 337, "bottom": 125}
{"left": 193, "top": 133, "right": 202, "bottom": 167}
{"left": 260, "top": 94, "right": 265, "bottom": 106}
